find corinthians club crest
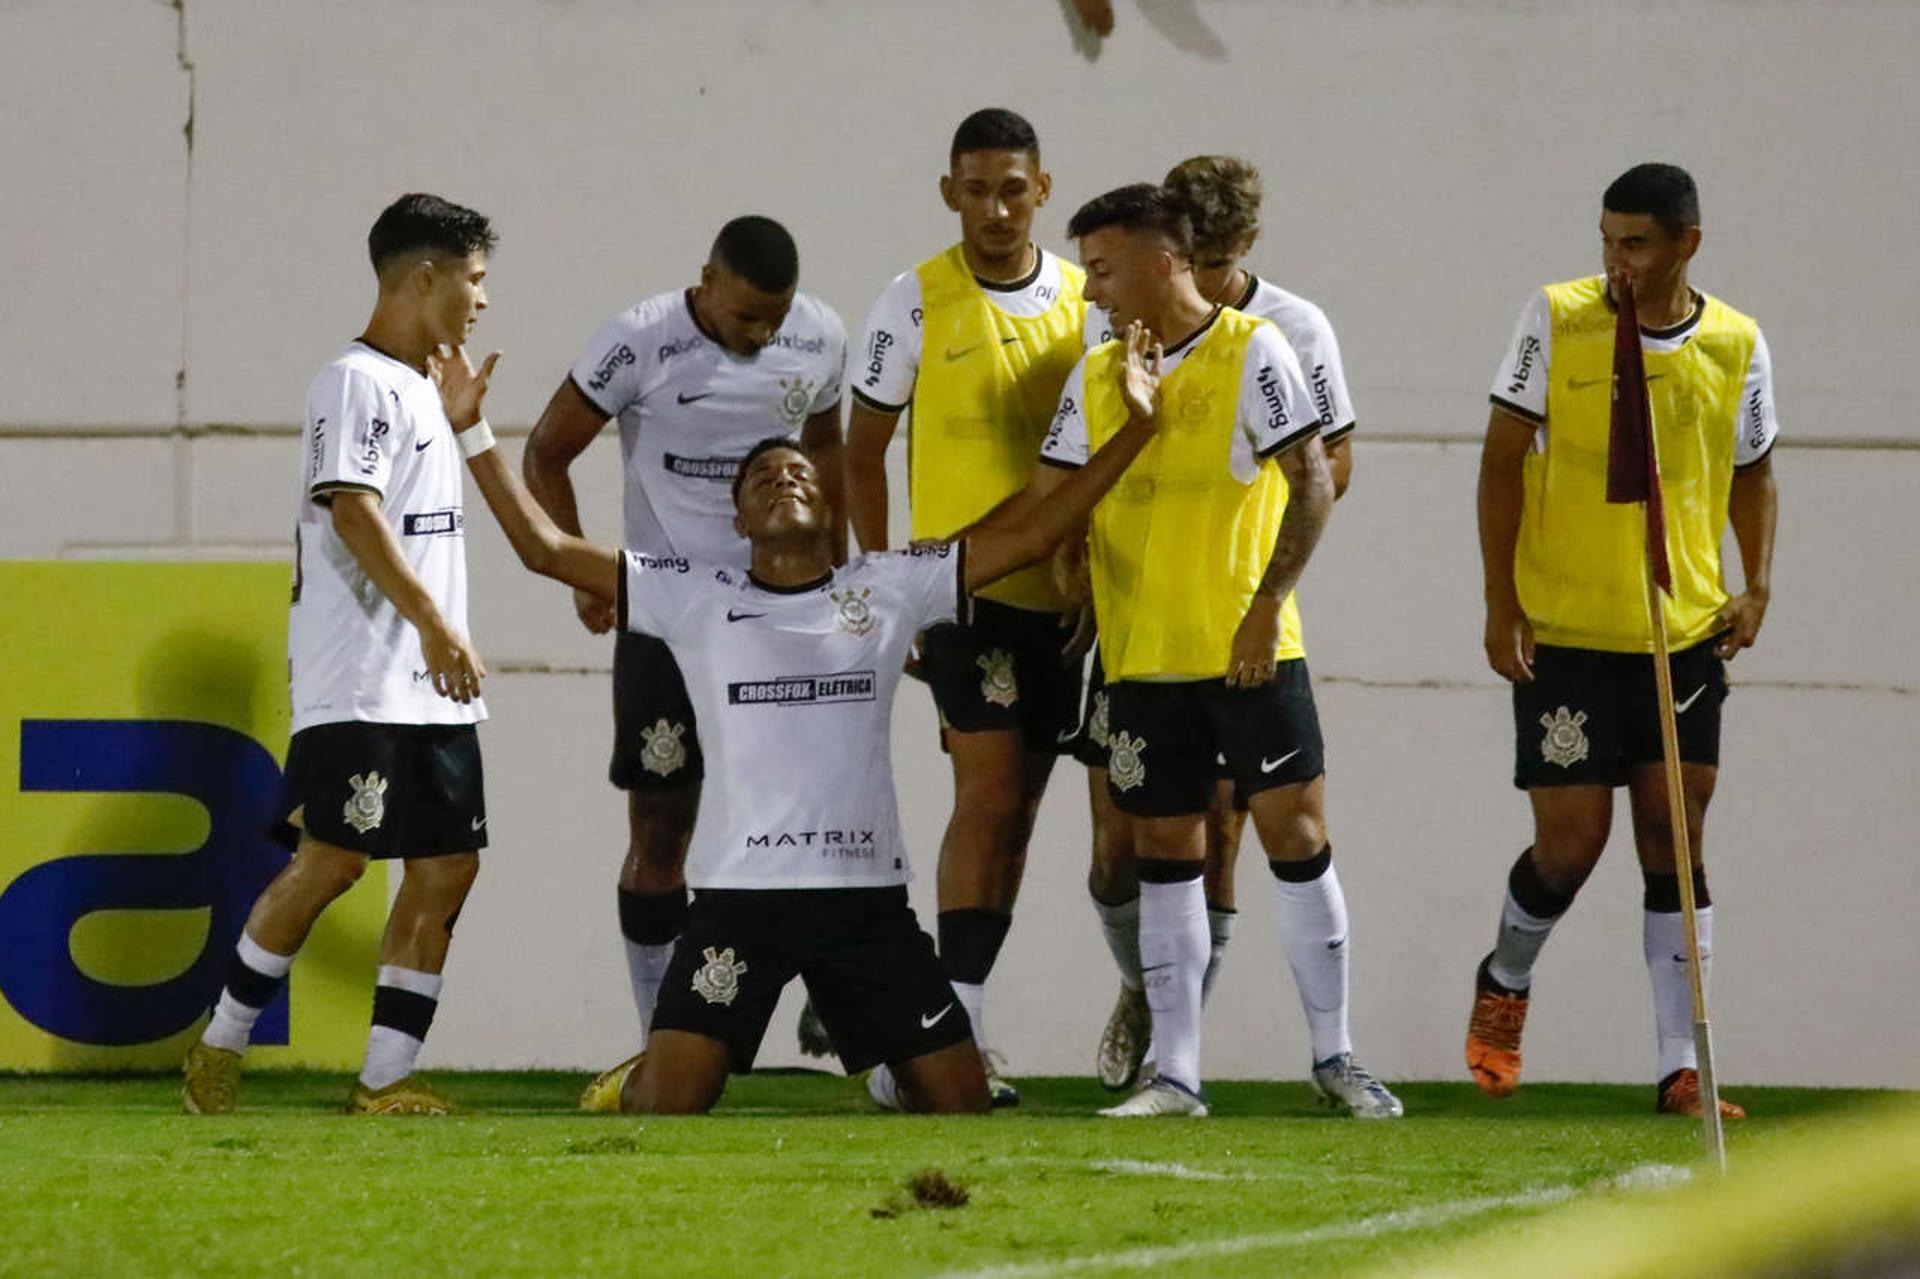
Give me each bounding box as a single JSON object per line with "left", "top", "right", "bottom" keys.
{"left": 777, "top": 376, "right": 816, "bottom": 427}
{"left": 343, "top": 771, "right": 388, "bottom": 834}
{"left": 1108, "top": 730, "right": 1147, "bottom": 792}
{"left": 832, "top": 586, "right": 874, "bottom": 636}
{"left": 1087, "top": 689, "right": 1110, "bottom": 749}
{"left": 640, "top": 718, "right": 688, "bottom": 777}
{"left": 1539, "top": 706, "right": 1590, "bottom": 768}
{"left": 692, "top": 945, "right": 748, "bottom": 1006}
{"left": 976, "top": 648, "right": 1018, "bottom": 708}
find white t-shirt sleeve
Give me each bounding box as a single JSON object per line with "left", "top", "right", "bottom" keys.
{"left": 569, "top": 312, "right": 647, "bottom": 417}
{"left": 1241, "top": 325, "right": 1320, "bottom": 458}
{"left": 1039, "top": 356, "right": 1092, "bottom": 469}
{"left": 1489, "top": 290, "right": 1552, "bottom": 422}
{"left": 810, "top": 304, "right": 848, "bottom": 414}
{"left": 1734, "top": 326, "right": 1779, "bottom": 467}
{"left": 849, "top": 273, "right": 923, "bottom": 411}
{"left": 1292, "top": 304, "right": 1357, "bottom": 440}
{"left": 307, "top": 365, "right": 398, "bottom": 498}
{"left": 618, "top": 551, "right": 699, "bottom": 641}
{"left": 881, "top": 545, "right": 966, "bottom": 630}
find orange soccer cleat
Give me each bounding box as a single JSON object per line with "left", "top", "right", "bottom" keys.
{"left": 1466, "top": 955, "right": 1529, "bottom": 1099}
{"left": 1657, "top": 1068, "right": 1746, "bottom": 1120}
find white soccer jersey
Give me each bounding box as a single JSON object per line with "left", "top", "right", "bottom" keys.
{"left": 851, "top": 249, "right": 1074, "bottom": 410}
{"left": 291, "top": 340, "right": 483, "bottom": 732}
{"left": 1042, "top": 314, "right": 1321, "bottom": 478}
{"left": 1086, "top": 274, "right": 1356, "bottom": 440}
{"left": 1489, "top": 287, "right": 1778, "bottom": 466}
{"left": 619, "top": 545, "right": 965, "bottom": 890}
{"left": 570, "top": 290, "right": 846, "bottom": 563}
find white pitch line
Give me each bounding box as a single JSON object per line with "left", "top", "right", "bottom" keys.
{"left": 931, "top": 1184, "right": 1582, "bottom": 1279}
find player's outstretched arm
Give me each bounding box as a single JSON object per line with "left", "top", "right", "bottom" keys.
{"left": 801, "top": 405, "right": 849, "bottom": 563}
{"left": 1227, "top": 433, "right": 1334, "bottom": 688}
{"left": 524, "top": 377, "right": 616, "bottom": 632}
{"left": 1479, "top": 406, "right": 1537, "bottom": 682}
{"left": 962, "top": 322, "right": 1162, "bottom": 593}
{"left": 328, "top": 490, "right": 484, "bottom": 704}
{"left": 434, "top": 346, "right": 622, "bottom": 604}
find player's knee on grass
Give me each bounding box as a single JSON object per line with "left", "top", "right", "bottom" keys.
{"left": 893, "top": 1040, "right": 991, "bottom": 1114}
{"left": 621, "top": 1030, "right": 730, "bottom": 1114}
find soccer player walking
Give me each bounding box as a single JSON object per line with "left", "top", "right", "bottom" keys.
{"left": 1024, "top": 185, "right": 1401, "bottom": 1118}
{"left": 1078, "top": 157, "right": 1361, "bottom": 1094}
{"left": 1466, "top": 163, "right": 1776, "bottom": 1119}
{"left": 842, "top": 108, "right": 1090, "bottom": 1104}
{"left": 435, "top": 323, "right": 1168, "bottom": 1114}
{"left": 183, "top": 195, "right": 498, "bottom": 1115}
{"left": 521, "top": 218, "right": 845, "bottom": 1065}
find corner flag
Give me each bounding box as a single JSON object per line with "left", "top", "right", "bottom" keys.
{"left": 1604, "top": 279, "right": 1673, "bottom": 594}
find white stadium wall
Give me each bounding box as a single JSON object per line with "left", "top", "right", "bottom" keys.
{"left": 1, "top": 0, "right": 1914, "bottom": 1085}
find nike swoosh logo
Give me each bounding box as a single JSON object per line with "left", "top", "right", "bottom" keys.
{"left": 1326, "top": 936, "right": 1347, "bottom": 951}
{"left": 471, "top": 816, "right": 486, "bottom": 831}
{"left": 1260, "top": 748, "right": 1302, "bottom": 774}
{"left": 1675, "top": 685, "right": 1707, "bottom": 713}
{"left": 1056, "top": 727, "right": 1080, "bottom": 745}
{"left": 943, "top": 345, "right": 981, "bottom": 361}
{"left": 1568, "top": 375, "right": 1610, "bottom": 390}
{"left": 1672, "top": 953, "right": 1690, "bottom": 963}
{"left": 1001, "top": 336, "right": 1019, "bottom": 344}
{"left": 726, "top": 609, "right": 767, "bottom": 622}
{"left": 920, "top": 1003, "right": 955, "bottom": 1029}
{"left": 677, "top": 391, "right": 714, "bottom": 405}
{"left": 414, "top": 439, "right": 433, "bottom": 452}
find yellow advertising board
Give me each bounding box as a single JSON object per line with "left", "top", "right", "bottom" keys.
{"left": 0, "top": 562, "right": 387, "bottom": 1069}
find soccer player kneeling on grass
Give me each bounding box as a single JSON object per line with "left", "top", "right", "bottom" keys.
{"left": 183, "top": 195, "right": 498, "bottom": 1116}
{"left": 437, "top": 325, "right": 1167, "bottom": 1114}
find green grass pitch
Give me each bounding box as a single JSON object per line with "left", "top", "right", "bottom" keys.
{"left": 0, "top": 1071, "right": 1900, "bottom": 1278}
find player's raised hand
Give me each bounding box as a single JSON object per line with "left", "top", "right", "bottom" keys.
{"left": 1117, "top": 321, "right": 1162, "bottom": 426}
{"left": 421, "top": 618, "right": 487, "bottom": 704}
{"left": 1227, "top": 595, "right": 1281, "bottom": 688}
{"left": 430, "top": 344, "right": 501, "bottom": 430}
{"left": 1483, "top": 600, "right": 1536, "bottom": 683}
{"left": 574, "top": 585, "right": 616, "bottom": 635}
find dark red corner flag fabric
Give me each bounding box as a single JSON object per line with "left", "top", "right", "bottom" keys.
{"left": 1606, "top": 279, "right": 1673, "bottom": 594}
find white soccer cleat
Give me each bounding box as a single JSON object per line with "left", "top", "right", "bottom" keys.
{"left": 982, "top": 1049, "right": 1020, "bottom": 1109}
{"left": 1097, "top": 1075, "right": 1209, "bottom": 1118}
{"left": 1310, "top": 1053, "right": 1404, "bottom": 1119}
{"left": 1095, "top": 984, "right": 1151, "bottom": 1092}
{"left": 867, "top": 1064, "right": 904, "bottom": 1112}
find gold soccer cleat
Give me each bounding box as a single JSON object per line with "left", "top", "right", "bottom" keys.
{"left": 347, "top": 1076, "right": 454, "bottom": 1116}
{"left": 578, "top": 1052, "right": 646, "bottom": 1114}
{"left": 182, "top": 1042, "right": 243, "bottom": 1115}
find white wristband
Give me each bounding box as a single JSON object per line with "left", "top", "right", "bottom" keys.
{"left": 457, "top": 419, "right": 496, "bottom": 459}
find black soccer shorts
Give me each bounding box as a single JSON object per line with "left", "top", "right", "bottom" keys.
{"left": 1102, "top": 661, "right": 1326, "bottom": 818}
{"left": 610, "top": 629, "right": 704, "bottom": 790}
{"left": 274, "top": 721, "right": 486, "bottom": 859}
{"left": 650, "top": 886, "right": 973, "bottom": 1074}
{"left": 1512, "top": 640, "right": 1727, "bottom": 789}
{"left": 919, "top": 598, "right": 1085, "bottom": 751}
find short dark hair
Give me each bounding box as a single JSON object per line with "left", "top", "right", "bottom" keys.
{"left": 711, "top": 216, "right": 799, "bottom": 294}
{"left": 1163, "top": 156, "right": 1263, "bottom": 263}
{"left": 730, "top": 435, "right": 809, "bottom": 505}
{"left": 367, "top": 193, "right": 497, "bottom": 275}
{"left": 1065, "top": 183, "right": 1193, "bottom": 257}
{"left": 1603, "top": 163, "right": 1700, "bottom": 236}
{"left": 949, "top": 107, "right": 1040, "bottom": 167}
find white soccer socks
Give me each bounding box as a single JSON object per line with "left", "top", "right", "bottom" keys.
{"left": 1202, "top": 906, "right": 1236, "bottom": 1001}
{"left": 1486, "top": 847, "right": 1575, "bottom": 993}
{"left": 1270, "top": 849, "right": 1352, "bottom": 1063}
{"left": 1093, "top": 894, "right": 1145, "bottom": 991}
{"left": 939, "top": 909, "right": 1012, "bottom": 1055}
{"left": 618, "top": 886, "right": 689, "bottom": 1040}
{"left": 1644, "top": 870, "right": 1714, "bottom": 1081}
{"left": 360, "top": 965, "right": 443, "bottom": 1090}
{"left": 201, "top": 932, "right": 295, "bottom": 1053}
{"left": 1136, "top": 863, "right": 1208, "bottom": 1093}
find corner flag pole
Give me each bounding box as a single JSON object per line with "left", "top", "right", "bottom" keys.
{"left": 1606, "top": 276, "right": 1728, "bottom": 1172}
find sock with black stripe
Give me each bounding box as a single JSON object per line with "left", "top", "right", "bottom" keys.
{"left": 201, "top": 933, "right": 294, "bottom": 1054}
{"left": 618, "top": 885, "right": 689, "bottom": 1041}
{"left": 1136, "top": 859, "right": 1207, "bottom": 1093}
{"left": 360, "top": 965, "right": 443, "bottom": 1090}
{"left": 1643, "top": 868, "right": 1713, "bottom": 1080}
{"left": 1270, "top": 847, "right": 1352, "bottom": 1062}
